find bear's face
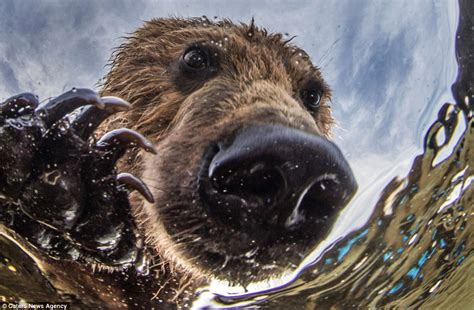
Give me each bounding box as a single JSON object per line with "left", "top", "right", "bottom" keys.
{"left": 102, "top": 18, "right": 356, "bottom": 284}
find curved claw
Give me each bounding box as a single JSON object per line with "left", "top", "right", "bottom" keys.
{"left": 71, "top": 96, "right": 131, "bottom": 139}
{"left": 0, "top": 93, "right": 39, "bottom": 118}
{"left": 117, "top": 172, "right": 155, "bottom": 203}
{"left": 97, "top": 128, "right": 157, "bottom": 154}
{"left": 35, "top": 88, "right": 105, "bottom": 127}
{"left": 101, "top": 96, "right": 132, "bottom": 112}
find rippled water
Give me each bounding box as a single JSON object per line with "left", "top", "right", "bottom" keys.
{"left": 0, "top": 0, "right": 472, "bottom": 309}
{"left": 196, "top": 103, "right": 472, "bottom": 308}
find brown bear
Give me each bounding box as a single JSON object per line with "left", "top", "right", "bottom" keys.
{"left": 0, "top": 17, "right": 357, "bottom": 308}
{"left": 97, "top": 17, "right": 357, "bottom": 305}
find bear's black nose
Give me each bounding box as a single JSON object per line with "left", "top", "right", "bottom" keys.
{"left": 199, "top": 124, "right": 357, "bottom": 232}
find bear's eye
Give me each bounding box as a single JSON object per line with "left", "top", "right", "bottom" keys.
{"left": 182, "top": 47, "right": 209, "bottom": 70}
{"left": 300, "top": 89, "right": 322, "bottom": 111}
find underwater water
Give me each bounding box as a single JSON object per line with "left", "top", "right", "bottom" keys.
{"left": 0, "top": 0, "right": 472, "bottom": 309}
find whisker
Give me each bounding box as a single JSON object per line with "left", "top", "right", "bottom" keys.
{"left": 157, "top": 203, "right": 187, "bottom": 213}
{"left": 184, "top": 254, "right": 202, "bottom": 264}
{"left": 133, "top": 178, "right": 170, "bottom": 193}
{"left": 170, "top": 234, "right": 204, "bottom": 247}
{"left": 148, "top": 261, "right": 167, "bottom": 270}
{"left": 170, "top": 224, "right": 205, "bottom": 239}
{"left": 151, "top": 276, "right": 172, "bottom": 300}
{"left": 171, "top": 275, "right": 195, "bottom": 302}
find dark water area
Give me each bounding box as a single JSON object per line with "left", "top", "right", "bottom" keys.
{"left": 0, "top": 0, "right": 472, "bottom": 309}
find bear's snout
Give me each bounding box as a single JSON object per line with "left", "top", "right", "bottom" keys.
{"left": 100, "top": 17, "right": 360, "bottom": 283}
{"left": 199, "top": 124, "right": 357, "bottom": 237}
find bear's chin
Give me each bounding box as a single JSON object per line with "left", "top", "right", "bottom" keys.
{"left": 152, "top": 203, "right": 317, "bottom": 285}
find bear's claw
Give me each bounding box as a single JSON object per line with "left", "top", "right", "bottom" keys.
{"left": 97, "top": 128, "right": 157, "bottom": 154}
{"left": 35, "top": 88, "right": 105, "bottom": 126}
{"left": 70, "top": 97, "right": 131, "bottom": 139}
{"left": 117, "top": 172, "right": 155, "bottom": 203}
{"left": 0, "top": 88, "right": 154, "bottom": 268}
{"left": 0, "top": 92, "right": 39, "bottom": 118}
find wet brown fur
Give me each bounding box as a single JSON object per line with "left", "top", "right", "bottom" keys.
{"left": 99, "top": 17, "right": 334, "bottom": 301}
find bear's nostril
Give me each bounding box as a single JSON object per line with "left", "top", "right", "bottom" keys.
{"left": 284, "top": 177, "right": 344, "bottom": 230}
{"left": 210, "top": 162, "right": 286, "bottom": 209}
{"left": 199, "top": 124, "right": 357, "bottom": 235}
